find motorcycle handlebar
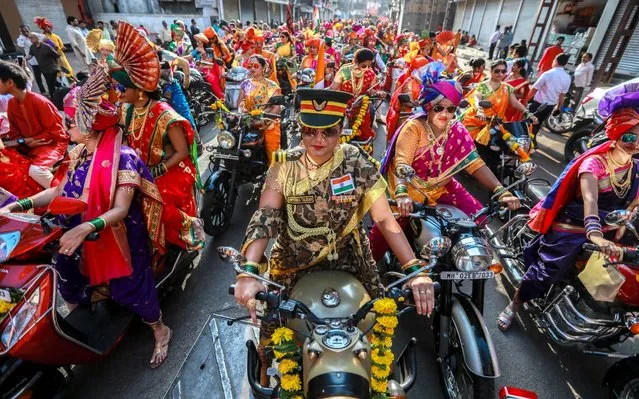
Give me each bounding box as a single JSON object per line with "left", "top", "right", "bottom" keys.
{"left": 388, "top": 199, "right": 424, "bottom": 212}
{"left": 582, "top": 243, "right": 639, "bottom": 264}
{"left": 262, "top": 113, "right": 281, "bottom": 119}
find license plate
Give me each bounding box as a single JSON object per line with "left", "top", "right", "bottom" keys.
{"left": 439, "top": 271, "right": 495, "bottom": 280}
{"left": 212, "top": 151, "right": 239, "bottom": 161}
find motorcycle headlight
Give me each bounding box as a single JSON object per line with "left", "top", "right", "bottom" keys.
{"left": 514, "top": 137, "right": 532, "bottom": 154}
{"left": 217, "top": 131, "right": 236, "bottom": 149}
{"left": 1, "top": 287, "right": 40, "bottom": 349}
{"left": 451, "top": 237, "right": 494, "bottom": 272}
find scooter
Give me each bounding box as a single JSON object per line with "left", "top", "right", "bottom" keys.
{"left": 0, "top": 197, "right": 198, "bottom": 398}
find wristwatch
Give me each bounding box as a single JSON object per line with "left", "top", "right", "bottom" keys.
{"left": 17, "top": 138, "right": 26, "bottom": 146}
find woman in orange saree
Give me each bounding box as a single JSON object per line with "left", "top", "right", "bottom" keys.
{"left": 110, "top": 22, "right": 204, "bottom": 251}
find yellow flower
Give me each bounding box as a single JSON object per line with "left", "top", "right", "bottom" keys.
{"left": 371, "top": 348, "right": 394, "bottom": 366}
{"left": 210, "top": 103, "right": 218, "bottom": 110}
{"left": 250, "top": 109, "right": 264, "bottom": 117}
{"left": 0, "top": 301, "right": 15, "bottom": 314}
{"left": 273, "top": 350, "right": 286, "bottom": 360}
{"left": 371, "top": 377, "right": 388, "bottom": 393}
{"left": 278, "top": 359, "right": 298, "bottom": 375}
{"left": 376, "top": 315, "right": 398, "bottom": 330}
{"left": 373, "top": 298, "right": 397, "bottom": 315}
{"left": 502, "top": 132, "right": 512, "bottom": 140}
{"left": 373, "top": 324, "right": 394, "bottom": 336}
{"left": 370, "top": 335, "right": 392, "bottom": 348}
{"left": 371, "top": 365, "right": 389, "bottom": 379}
{"left": 280, "top": 373, "right": 302, "bottom": 391}
{"left": 271, "top": 327, "right": 294, "bottom": 345}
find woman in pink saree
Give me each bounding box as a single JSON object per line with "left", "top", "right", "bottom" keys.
{"left": 369, "top": 62, "right": 521, "bottom": 260}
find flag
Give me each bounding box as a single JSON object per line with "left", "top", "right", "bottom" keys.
{"left": 312, "top": 6, "right": 320, "bottom": 32}
{"left": 286, "top": 4, "right": 294, "bottom": 34}
{"left": 314, "top": 40, "right": 326, "bottom": 87}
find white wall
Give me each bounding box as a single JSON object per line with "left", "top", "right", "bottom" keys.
{"left": 93, "top": 13, "right": 212, "bottom": 37}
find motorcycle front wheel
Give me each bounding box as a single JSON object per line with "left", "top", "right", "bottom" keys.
{"left": 610, "top": 373, "right": 639, "bottom": 399}
{"left": 201, "top": 179, "right": 236, "bottom": 237}
{"left": 544, "top": 112, "right": 574, "bottom": 134}
{"left": 563, "top": 127, "right": 592, "bottom": 162}
{"left": 437, "top": 320, "right": 495, "bottom": 399}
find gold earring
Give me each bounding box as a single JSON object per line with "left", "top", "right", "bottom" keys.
{"left": 138, "top": 91, "right": 144, "bottom": 101}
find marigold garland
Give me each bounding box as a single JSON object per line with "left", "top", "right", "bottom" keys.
{"left": 350, "top": 95, "right": 370, "bottom": 138}
{"left": 370, "top": 298, "right": 399, "bottom": 398}
{"left": 269, "top": 327, "right": 304, "bottom": 399}
{"left": 501, "top": 130, "right": 531, "bottom": 162}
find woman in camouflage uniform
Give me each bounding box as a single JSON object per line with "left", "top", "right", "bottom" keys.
{"left": 233, "top": 89, "right": 434, "bottom": 333}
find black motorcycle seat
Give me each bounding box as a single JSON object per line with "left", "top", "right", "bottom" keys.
{"left": 525, "top": 181, "right": 552, "bottom": 204}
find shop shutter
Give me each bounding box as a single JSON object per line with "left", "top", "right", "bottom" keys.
{"left": 498, "top": 0, "right": 522, "bottom": 34}
{"left": 478, "top": 0, "right": 501, "bottom": 46}
{"left": 462, "top": 0, "right": 475, "bottom": 30}
{"left": 470, "top": 0, "right": 486, "bottom": 37}
{"left": 617, "top": 25, "right": 639, "bottom": 75}
{"left": 595, "top": 0, "right": 629, "bottom": 68}
{"left": 513, "top": 0, "right": 540, "bottom": 45}
{"left": 453, "top": 0, "right": 467, "bottom": 30}
{"left": 223, "top": 0, "right": 240, "bottom": 20}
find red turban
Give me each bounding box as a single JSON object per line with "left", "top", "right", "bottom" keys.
{"left": 34, "top": 17, "right": 53, "bottom": 30}
{"left": 607, "top": 108, "right": 639, "bottom": 140}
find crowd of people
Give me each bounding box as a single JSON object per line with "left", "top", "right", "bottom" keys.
{"left": 0, "top": 15, "right": 636, "bottom": 389}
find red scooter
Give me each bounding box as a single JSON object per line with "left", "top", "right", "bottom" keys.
{"left": 0, "top": 197, "right": 198, "bottom": 398}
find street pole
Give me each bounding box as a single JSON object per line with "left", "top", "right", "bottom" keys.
{"left": 398, "top": 0, "right": 406, "bottom": 32}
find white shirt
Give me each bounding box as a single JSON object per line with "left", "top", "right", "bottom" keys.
{"left": 532, "top": 66, "right": 571, "bottom": 105}
{"left": 489, "top": 30, "right": 502, "bottom": 44}
{"left": 573, "top": 61, "right": 595, "bottom": 88}
{"left": 160, "top": 27, "right": 172, "bottom": 43}
{"left": 16, "top": 35, "right": 38, "bottom": 65}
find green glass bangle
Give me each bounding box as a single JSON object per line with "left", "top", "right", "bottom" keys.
{"left": 404, "top": 265, "right": 422, "bottom": 275}
{"left": 243, "top": 264, "right": 260, "bottom": 274}
{"left": 88, "top": 217, "right": 106, "bottom": 231}
{"left": 16, "top": 198, "right": 33, "bottom": 211}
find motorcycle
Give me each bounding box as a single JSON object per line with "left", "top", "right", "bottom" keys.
{"left": 563, "top": 100, "right": 606, "bottom": 162}
{"left": 377, "top": 164, "right": 539, "bottom": 398}
{"left": 266, "top": 93, "right": 299, "bottom": 150}
{"left": 488, "top": 205, "right": 639, "bottom": 398}
{"left": 215, "top": 246, "right": 421, "bottom": 399}
{"left": 200, "top": 103, "right": 279, "bottom": 236}
{"left": 296, "top": 68, "right": 316, "bottom": 88}
{"left": 0, "top": 197, "right": 198, "bottom": 397}
{"left": 224, "top": 66, "right": 249, "bottom": 110}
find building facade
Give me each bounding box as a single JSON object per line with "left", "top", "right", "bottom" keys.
{"left": 402, "top": 0, "right": 451, "bottom": 34}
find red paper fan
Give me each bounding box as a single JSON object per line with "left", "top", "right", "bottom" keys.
{"left": 115, "top": 22, "right": 160, "bottom": 92}
{"left": 436, "top": 31, "right": 456, "bottom": 45}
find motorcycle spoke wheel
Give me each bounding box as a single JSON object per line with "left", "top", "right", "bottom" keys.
{"left": 201, "top": 181, "right": 235, "bottom": 236}
{"left": 440, "top": 324, "right": 479, "bottom": 399}
{"left": 545, "top": 113, "right": 574, "bottom": 133}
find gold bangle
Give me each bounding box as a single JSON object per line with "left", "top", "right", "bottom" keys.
{"left": 236, "top": 273, "right": 255, "bottom": 281}
{"left": 401, "top": 259, "right": 425, "bottom": 271}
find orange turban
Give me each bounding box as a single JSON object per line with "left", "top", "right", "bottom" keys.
{"left": 607, "top": 108, "right": 639, "bottom": 141}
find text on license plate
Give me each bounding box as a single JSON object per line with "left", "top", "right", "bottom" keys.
{"left": 213, "top": 152, "right": 239, "bottom": 160}
{"left": 439, "top": 271, "right": 495, "bottom": 280}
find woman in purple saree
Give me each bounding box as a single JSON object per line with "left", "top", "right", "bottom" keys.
{"left": 369, "top": 62, "right": 521, "bottom": 261}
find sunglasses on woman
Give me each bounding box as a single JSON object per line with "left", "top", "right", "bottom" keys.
{"left": 65, "top": 117, "right": 76, "bottom": 130}
{"left": 621, "top": 133, "right": 639, "bottom": 143}
{"left": 302, "top": 127, "right": 341, "bottom": 139}
{"left": 432, "top": 105, "right": 457, "bottom": 114}
{"left": 492, "top": 68, "right": 507, "bottom": 74}
{"left": 248, "top": 64, "right": 261, "bottom": 70}
{"left": 111, "top": 82, "right": 126, "bottom": 92}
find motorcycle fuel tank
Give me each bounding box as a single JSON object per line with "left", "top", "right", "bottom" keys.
{"left": 411, "top": 204, "right": 470, "bottom": 250}
{"left": 616, "top": 265, "right": 639, "bottom": 307}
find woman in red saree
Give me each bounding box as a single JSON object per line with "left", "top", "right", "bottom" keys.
{"left": 110, "top": 22, "right": 204, "bottom": 251}
{"left": 505, "top": 59, "right": 531, "bottom": 121}
{"left": 386, "top": 55, "right": 430, "bottom": 143}
{"left": 329, "top": 49, "right": 381, "bottom": 142}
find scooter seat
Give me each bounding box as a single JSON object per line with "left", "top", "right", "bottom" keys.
{"left": 525, "top": 181, "right": 552, "bottom": 204}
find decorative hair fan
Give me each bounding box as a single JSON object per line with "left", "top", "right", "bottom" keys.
{"left": 114, "top": 21, "right": 160, "bottom": 92}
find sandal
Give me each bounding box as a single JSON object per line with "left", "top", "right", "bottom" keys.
{"left": 150, "top": 327, "right": 172, "bottom": 369}
{"left": 497, "top": 304, "right": 516, "bottom": 332}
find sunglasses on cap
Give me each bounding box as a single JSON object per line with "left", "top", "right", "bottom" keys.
{"left": 432, "top": 104, "right": 457, "bottom": 114}
{"left": 111, "top": 82, "right": 126, "bottom": 92}
{"left": 302, "top": 127, "right": 341, "bottom": 139}
{"left": 492, "top": 68, "right": 507, "bottom": 74}
{"left": 621, "top": 133, "right": 639, "bottom": 143}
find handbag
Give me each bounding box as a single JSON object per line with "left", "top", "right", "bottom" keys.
{"left": 578, "top": 252, "right": 626, "bottom": 302}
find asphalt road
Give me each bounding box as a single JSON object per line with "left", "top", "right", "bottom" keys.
{"left": 67, "top": 107, "right": 622, "bottom": 399}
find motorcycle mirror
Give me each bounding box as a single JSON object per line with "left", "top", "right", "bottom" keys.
{"left": 47, "top": 197, "right": 88, "bottom": 216}
{"left": 216, "top": 246, "right": 245, "bottom": 265}
{"left": 268, "top": 95, "right": 285, "bottom": 105}
{"left": 420, "top": 237, "right": 452, "bottom": 259}
{"left": 398, "top": 94, "right": 412, "bottom": 104}
{"left": 604, "top": 210, "right": 635, "bottom": 228}
{"left": 478, "top": 100, "right": 493, "bottom": 109}
{"left": 514, "top": 162, "right": 537, "bottom": 178}
{"left": 459, "top": 99, "right": 470, "bottom": 108}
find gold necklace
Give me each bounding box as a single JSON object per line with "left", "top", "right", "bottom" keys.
{"left": 606, "top": 150, "right": 632, "bottom": 198}
{"left": 426, "top": 121, "right": 450, "bottom": 178}
{"left": 352, "top": 71, "right": 364, "bottom": 97}
{"left": 129, "top": 101, "right": 152, "bottom": 142}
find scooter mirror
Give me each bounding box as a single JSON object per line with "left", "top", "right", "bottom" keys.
{"left": 47, "top": 197, "right": 88, "bottom": 216}
{"left": 216, "top": 246, "right": 245, "bottom": 264}
{"left": 459, "top": 99, "right": 470, "bottom": 108}
{"left": 604, "top": 210, "right": 635, "bottom": 228}
{"left": 420, "top": 236, "right": 452, "bottom": 259}
{"left": 514, "top": 162, "right": 537, "bottom": 178}
{"left": 478, "top": 100, "right": 493, "bottom": 109}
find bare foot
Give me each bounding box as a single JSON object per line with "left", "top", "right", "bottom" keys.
{"left": 150, "top": 324, "right": 172, "bottom": 368}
